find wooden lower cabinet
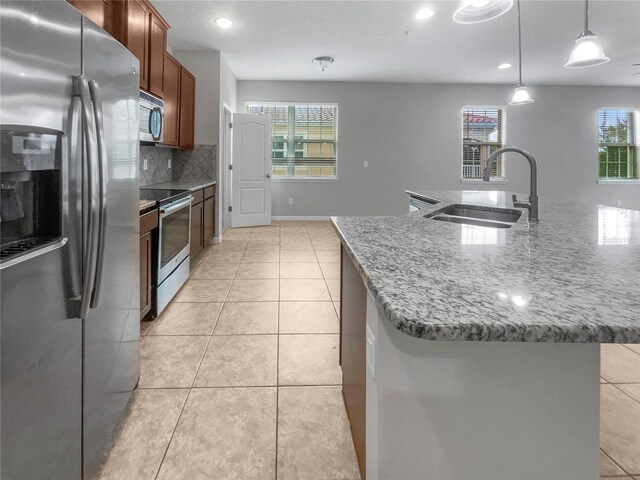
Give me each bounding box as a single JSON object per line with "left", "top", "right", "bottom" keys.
{"left": 340, "top": 245, "right": 367, "bottom": 480}
{"left": 203, "top": 196, "right": 215, "bottom": 244}
{"left": 139, "top": 208, "right": 158, "bottom": 319}
{"left": 139, "top": 231, "right": 152, "bottom": 319}
{"left": 190, "top": 201, "right": 204, "bottom": 257}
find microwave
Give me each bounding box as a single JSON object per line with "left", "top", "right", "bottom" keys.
{"left": 139, "top": 90, "right": 164, "bottom": 144}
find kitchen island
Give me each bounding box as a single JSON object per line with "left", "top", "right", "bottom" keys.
{"left": 332, "top": 191, "right": 640, "bottom": 480}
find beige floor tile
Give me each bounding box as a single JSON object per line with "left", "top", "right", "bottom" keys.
{"left": 279, "top": 302, "right": 339, "bottom": 334}
{"left": 280, "top": 239, "right": 314, "bottom": 251}
{"left": 149, "top": 303, "right": 222, "bottom": 336}
{"left": 280, "top": 262, "right": 323, "bottom": 279}
{"left": 214, "top": 302, "right": 279, "bottom": 335}
{"left": 191, "top": 262, "right": 238, "bottom": 280}
{"left": 227, "top": 279, "right": 280, "bottom": 302}
{"left": 280, "top": 250, "right": 318, "bottom": 263}
{"left": 315, "top": 250, "right": 340, "bottom": 263}
{"left": 326, "top": 278, "right": 341, "bottom": 301}
{"left": 601, "top": 344, "right": 640, "bottom": 383}
{"left": 96, "top": 389, "right": 188, "bottom": 480}
{"left": 616, "top": 384, "right": 640, "bottom": 403}
{"left": 156, "top": 388, "right": 277, "bottom": 480}
{"left": 600, "top": 384, "right": 640, "bottom": 474}
{"left": 280, "top": 279, "right": 330, "bottom": 301}
{"left": 206, "top": 250, "right": 245, "bottom": 264}
{"left": 625, "top": 344, "right": 640, "bottom": 355}
{"left": 277, "top": 386, "right": 360, "bottom": 480}
{"left": 319, "top": 262, "right": 341, "bottom": 279}
{"left": 173, "top": 279, "right": 232, "bottom": 303}
{"left": 246, "top": 240, "right": 280, "bottom": 251}
{"left": 279, "top": 334, "right": 342, "bottom": 385}
{"left": 221, "top": 229, "right": 253, "bottom": 241}
{"left": 236, "top": 262, "right": 280, "bottom": 279}
{"left": 600, "top": 449, "right": 627, "bottom": 476}
{"left": 194, "top": 335, "right": 277, "bottom": 387}
{"left": 139, "top": 336, "right": 209, "bottom": 388}
{"left": 601, "top": 377, "right": 608, "bottom": 383}
{"left": 213, "top": 239, "right": 248, "bottom": 249}
{"left": 334, "top": 302, "right": 341, "bottom": 319}
{"left": 311, "top": 239, "right": 340, "bottom": 251}
{"left": 242, "top": 249, "right": 280, "bottom": 263}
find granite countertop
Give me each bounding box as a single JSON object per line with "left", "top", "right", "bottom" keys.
{"left": 144, "top": 180, "right": 217, "bottom": 192}
{"left": 139, "top": 199, "right": 157, "bottom": 212}
{"left": 332, "top": 190, "right": 640, "bottom": 343}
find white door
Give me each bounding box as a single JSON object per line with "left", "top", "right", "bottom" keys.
{"left": 231, "top": 114, "right": 272, "bottom": 227}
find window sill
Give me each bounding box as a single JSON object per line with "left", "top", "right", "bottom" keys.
{"left": 460, "top": 178, "right": 508, "bottom": 184}
{"left": 597, "top": 179, "right": 640, "bottom": 185}
{"left": 272, "top": 177, "right": 339, "bottom": 183}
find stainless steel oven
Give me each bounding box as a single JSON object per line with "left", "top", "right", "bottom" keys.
{"left": 139, "top": 90, "right": 163, "bottom": 144}
{"left": 157, "top": 194, "right": 192, "bottom": 313}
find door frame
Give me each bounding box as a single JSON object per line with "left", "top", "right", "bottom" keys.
{"left": 221, "top": 103, "right": 233, "bottom": 235}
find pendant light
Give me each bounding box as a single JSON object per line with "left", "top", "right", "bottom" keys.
{"left": 453, "top": 0, "right": 513, "bottom": 24}
{"left": 509, "top": 0, "right": 533, "bottom": 105}
{"left": 564, "top": 0, "right": 610, "bottom": 68}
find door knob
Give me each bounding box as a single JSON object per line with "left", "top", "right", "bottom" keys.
{"left": 266, "top": 173, "right": 271, "bottom": 178}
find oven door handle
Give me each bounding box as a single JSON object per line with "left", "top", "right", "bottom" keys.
{"left": 160, "top": 196, "right": 193, "bottom": 217}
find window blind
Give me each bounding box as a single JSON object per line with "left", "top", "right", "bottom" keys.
{"left": 462, "top": 107, "right": 505, "bottom": 179}
{"left": 598, "top": 108, "right": 638, "bottom": 179}
{"left": 246, "top": 103, "right": 338, "bottom": 178}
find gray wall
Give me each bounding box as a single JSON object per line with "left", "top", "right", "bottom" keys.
{"left": 238, "top": 81, "right": 640, "bottom": 216}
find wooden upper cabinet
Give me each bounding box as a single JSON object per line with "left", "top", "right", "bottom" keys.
{"left": 148, "top": 11, "right": 168, "bottom": 97}
{"left": 124, "top": 0, "right": 149, "bottom": 90}
{"left": 162, "top": 53, "right": 181, "bottom": 147}
{"left": 67, "top": 0, "right": 114, "bottom": 35}
{"left": 179, "top": 67, "right": 195, "bottom": 149}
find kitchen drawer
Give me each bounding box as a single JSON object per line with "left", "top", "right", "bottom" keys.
{"left": 191, "top": 189, "right": 204, "bottom": 205}
{"left": 140, "top": 208, "right": 158, "bottom": 236}
{"left": 204, "top": 185, "right": 215, "bottom": 200}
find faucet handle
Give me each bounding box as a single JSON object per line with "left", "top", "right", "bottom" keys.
{"left": 512, "top": 194, "right": 531, "bottom": 209}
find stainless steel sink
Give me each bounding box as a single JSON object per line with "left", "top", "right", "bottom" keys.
{"left": 425, "top": 204, "right": 522, "bottom": 229}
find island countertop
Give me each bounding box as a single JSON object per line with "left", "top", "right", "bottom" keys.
{"left": 331, "top": 190, "right": 640, "bottom": 343}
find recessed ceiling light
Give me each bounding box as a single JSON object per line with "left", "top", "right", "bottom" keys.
{"left": 498, "top": 63, "right": 512, "bottom": 69}
{"left": 415, "top": 7, "right": 435, "bottom": 20}
{"left": 215, "top": 17, "right": 233, "bottom": 29}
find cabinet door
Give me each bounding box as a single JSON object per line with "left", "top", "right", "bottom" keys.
{"left": 148, "top": 12, "right": 167, "bottom": 97}
{"left": 126, "top": 0, "right": 149, "bottom": 90}
{"left": 179, "top": 67, "right": 196, "bottom": 149}
{"left": 140, "top": 231, "right": 152, "bottom": 319}
{"left": 162, "top": 53, "right": 180, "bottom": 146}
{"left": 67, "top": 0, "right": 112, "bottom": 33}
{"left": 190, "top": 202, "right": 204, "bottom": 257}
{"left": 203, "top": 196, "right": 215, "bottom": 244}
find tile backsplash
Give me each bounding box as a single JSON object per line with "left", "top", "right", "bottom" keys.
{"left": 139, "top": 144, "right": 217, "bottom": 187}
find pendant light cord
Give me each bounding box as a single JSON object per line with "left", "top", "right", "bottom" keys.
{"left": 584, "top": 0, "right": 589, "bottom": 32}
{"left": 517, "top": 0, "right": 523, "bottom": 85}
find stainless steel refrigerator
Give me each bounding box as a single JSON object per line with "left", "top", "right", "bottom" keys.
{"left": 0, "top": 2, "right": 140, "bottom": 478}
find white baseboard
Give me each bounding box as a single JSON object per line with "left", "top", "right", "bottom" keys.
{"left": 271, "top": 216, "right": 331, "bottom": 221}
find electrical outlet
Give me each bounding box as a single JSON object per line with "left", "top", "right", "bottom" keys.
{"left": 167, "top": 158, "right": 171, "bottom": 169}
{"left": 288, "top": 198, "right": 294, "bottom": 206}
{"left": 363, "top": 160, "right": 369, "bottom": 168}
{"left": 143, "top": 158, "right": 148, "bottom": 171}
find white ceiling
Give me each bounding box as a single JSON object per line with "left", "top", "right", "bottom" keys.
{"left": 154, "top": 0, "right": 640, "bottom": 86}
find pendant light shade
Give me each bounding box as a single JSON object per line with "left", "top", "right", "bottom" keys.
{"left": 564, "top": 0, "right": 610, "bottom": 68}
{"left": 564, "top": 33, "right": 610, "bottom": 68}
{"left": 509, "top": 0, "right": 533, "bottom": 105}
{"left": 453, "top": 0, "right": 513, "bottom": 24}
{"left": 509, "top": 85, "right": 534, "bottom": 105}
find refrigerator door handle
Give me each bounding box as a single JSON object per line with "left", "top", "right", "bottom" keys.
{"left": 88, "top": 80, "right": 108, "bottom": 308}
{"left": 75, "top": 76, "right": 100, "bottom": 319}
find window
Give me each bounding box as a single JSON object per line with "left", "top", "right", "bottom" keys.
{"left": 598, "top": 108, "right": 639, "bottom": 180}
{"left": 462, "top": 107, "right": 505, "bottom": 180}
{"left": 246, "top": 103, "right": 338, "bottom": 178}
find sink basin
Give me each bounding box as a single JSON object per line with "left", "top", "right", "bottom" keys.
{"left": 425, "top": 204, "right": 522, "bottom": 229}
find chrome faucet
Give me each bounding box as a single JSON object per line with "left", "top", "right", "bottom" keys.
{"left": 483, "top": 147, "right": 539, "bottom": 222}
